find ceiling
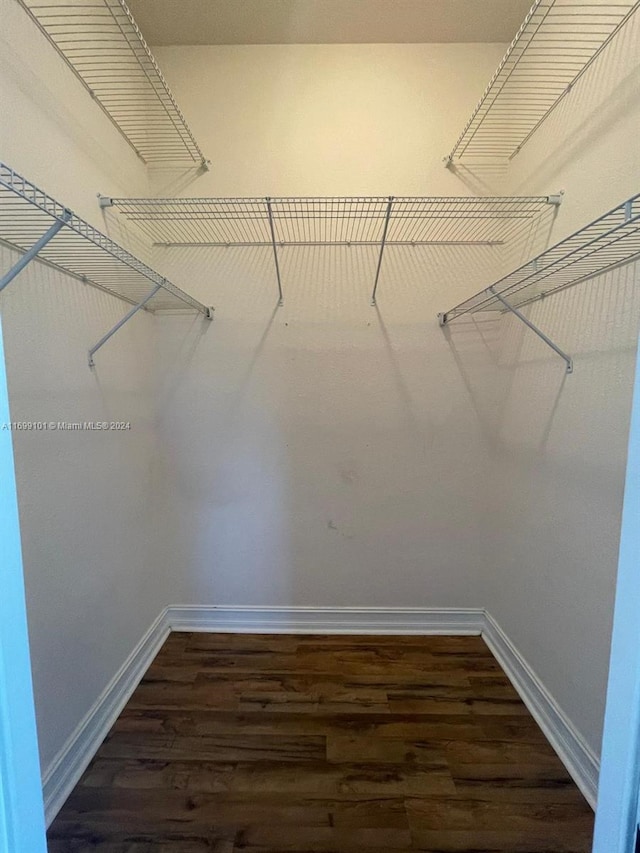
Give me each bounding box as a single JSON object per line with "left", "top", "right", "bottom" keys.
{"left": 128, "top": 0, "right": 533, "bottom": 45}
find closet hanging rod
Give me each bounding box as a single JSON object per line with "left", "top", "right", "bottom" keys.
{"left": 0, "top": 162, "right": 213, "bottom": 366}
{"left": 15, "top": 0, "right": 209, "bottom": 167}
{"left": 438, "top": 192, "right": 640, "bottom": 373}
{"left": 446, "top": 0, "right": 640, "bottom": 164}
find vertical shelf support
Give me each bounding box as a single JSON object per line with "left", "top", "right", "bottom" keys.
{"left": 370, "top": 196, "right": 394, "bottom": 306}
{"left": 0, "top": 211, "right": 72, "bottom": 293}
{"left": 488, "top": 286, "right": 573, "bottom": 373}
{"left": 88, "top": 282, "right": 162, "bottom": 367}
{"left": 265, "top": 198, "right": 284, "bottom": 306}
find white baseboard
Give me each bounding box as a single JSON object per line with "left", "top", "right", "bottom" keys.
{"left": 166, "top": 605, "right": 485, "bottom": 635}
{"left": 42, "top": 607, "right": 170, "bottom": 826}
{"left": 482, "top": 611, "right": 599, "bottom": 810}
{"left": 41, "top": 603, "right": 599, "bottom": 827}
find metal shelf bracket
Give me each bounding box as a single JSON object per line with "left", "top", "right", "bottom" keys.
{"left": 0, "top": 210, "right": 72, "bottom": 293}
{"left": 370, "top": 196, "right": 394, "bottom": 306}
{"left": 488, "top": 286, "right": 573, "bottom": 373}
{"left": 88, "top": 282, "right": 163, "bottom": 368}
{"left": 265, "top": 198, "right": 284, "bottom": 306}
{"left": 439, "top": 289, "right": 573, "bottom": 373}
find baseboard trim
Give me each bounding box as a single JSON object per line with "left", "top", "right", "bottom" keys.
{"left": 42, "top": 607, "right": 170, "bottom": 826}
{"left": 166, "top": 605, "right": 486, "bottom": 635}
{"left": 41, "top": 604, "right": 599, "bottom": 826}
{"left": 482, "top": 611, "right": 599, "bottom": 810}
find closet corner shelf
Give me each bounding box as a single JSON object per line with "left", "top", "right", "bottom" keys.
{"left": 0, "top": 162, "right": 213, "bottom": 367}
{"left": 446, "top": 0, "right": 640, "bottom": 164}
{"left": 16, "top": 0, "right": 208, "bottom": 168}
{"left": 101, "top": 193, "right": 561, "bottom": 304}
{"left": 439, "top": 193, "right": 640, "bottom": 373}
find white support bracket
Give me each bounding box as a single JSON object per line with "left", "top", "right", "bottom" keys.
{"left": 370, "top": 196, "right": 394, "bottom": 306}
{"left": 0, "top": 210, "right": 72, "bottom": 292}
{"left": 88, "top": 282, "right": 162, "bottom": 368}
{"left": 265, "top": 198, "right": 284, "bottom": 306}
{"left": 98, "top": 195, "right": 114, "bottom": 209}
{"left": 488, "top": 286, "right": 573, "bottom": 373}
{"left": 546, "top": 191, "right": 565, "bottom": 206}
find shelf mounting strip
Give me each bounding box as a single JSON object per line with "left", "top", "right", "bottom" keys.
{"left": 0, "top": 162, "right": 212, "bottom": 366}
{"left": 100, "top": 194, "right": 562, "bottom": 304}
{"left": 16, "top": 0, "right": 208, "bottom": 167}
{"left": 446, "top": 0, "right": 640, "bottom": 163}
{"left": 438, "top": 193, "right": 640, "bottom": 373}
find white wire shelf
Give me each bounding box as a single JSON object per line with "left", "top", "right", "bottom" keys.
{"left": 101, "top": 195, "right": 558, "bottom": 246}
{"left": 0, "top": 162, "right": 210, "bottom": 315}
{"left": 439, "top": 193, "right": 640, "bottom": 372}
{"left": 446, "top": 0, "right": 640, "bottom": 163}
{"left": 101, "top": 193, "right": 561, "bottom": 306}
{"left": 16, "top": 0, "right": 208, "bottom": 166}
{"left": 441, "top": 193, "right": 640, "bottom": 318}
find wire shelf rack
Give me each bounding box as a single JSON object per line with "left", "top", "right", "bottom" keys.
{"left": 446, "top": 0, "right": 640, "bottom": 163}
{"left": 102, "top": 195, "right": 557, "bottom": 246}
{"left": 440, "top": 193, "right": 640, "bottom": 322}
{"left": 16, "top": 0, "right": 207, "bottom": 166}
{"left": 0, "top": 162, "right": 210, "bottom": 315}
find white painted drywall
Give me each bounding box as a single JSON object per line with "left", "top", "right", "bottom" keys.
{"left": 153, "top": 246, "right": 498, "bottom": 610}
{"left": 3, "top": 23, "right": 513, "bottom": 811}
{"left": 147, "top": 43, "right": 511, "bottom": 612}
{"left": 3, "top": 4, "right": 639, "bottom": 813}
{"left": 149, "top": 43, "right": 506, "bottom": 196}
{"left": 461, "top": 13, "right": 640, "bottom": 759}
{"left": 0, "top": 0, "right": 173, "bottom": 782}
{"left": 151, "top": 33, "right": 640, "bottom": 767}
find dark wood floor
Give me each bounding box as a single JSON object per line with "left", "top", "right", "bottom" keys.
{"left": 48, "top": 633, "right": 594, "bottom": 852}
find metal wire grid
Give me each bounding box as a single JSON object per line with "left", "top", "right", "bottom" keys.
{"left": 16, "top": 0, "right": 207, "bottom": 165}
{"left": 442, "top": 194, "right": 640, "bottom": 321}
{"left": 0, "top": 163, "right": 209, "bottom": 313}
{"left": 105, "top": 196, "right": 554, "bottom": 246}
{"left": 447, "top": 0, "right": 640, "bottom": 162}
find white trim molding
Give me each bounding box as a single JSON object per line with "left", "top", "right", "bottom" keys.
{"left": 166, "top": 605, "right": 485, "bottom": 635}
{"left": 41, "top": 603, "right": 599, "bottom": 827}
{"left": 482, "top": 611, "right": 599, "bottom": 810}
{"left": 41, "top": 605, "right": 482, "bottom": 825}
{"left": 42, "top": 608, "right": 170, "bottom": 826}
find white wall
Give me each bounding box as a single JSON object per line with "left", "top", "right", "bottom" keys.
{"left": 456, "top": 13, "right": 640, "bottom": 758}
{"left": 153, "top": 246, "right": 499, "bottom": 610}
{"left": 152, "top": 32, "right": 640, "bottom": 766}
{"left": 148, "top": 43, "right": 513, "bottom": 612}
{"left": 150, "top": 43, "right": 506, "bottom": 196}
{"left": 0, "top": 0, "right": 172, "bottom": 778}
{"left": 3, "top": 3, "right": 638, "bottom": 806}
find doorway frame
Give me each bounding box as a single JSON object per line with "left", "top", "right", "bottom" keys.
{"left": 592, "top": 335, "right": 640, "bottom": 852}
{"left": 0, "top": 316, "right": 48, "bottom": 853}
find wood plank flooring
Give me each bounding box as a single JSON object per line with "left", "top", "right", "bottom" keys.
{"left": 48, "top": 633, "right": 594, "bottom": 852}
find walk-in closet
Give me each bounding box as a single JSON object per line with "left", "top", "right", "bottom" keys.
{"left": 1, "top": 1, "right": 639, "bottom": 850}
